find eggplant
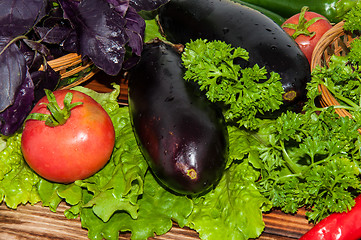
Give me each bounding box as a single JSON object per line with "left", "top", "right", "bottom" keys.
{"left": 158, "top": 0, "right": 311, "bottom": 108}
{"left": 128, "top": 40, "right": 229, "bottom": 195}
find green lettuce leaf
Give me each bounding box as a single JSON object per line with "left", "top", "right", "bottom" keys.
{"left": 80, "top": 171, "right": 193, "bottom": 240}
{"left": 37, "top": 179, "right": 73, "bottom": 212}
{"left": 71, "top": 84, "right": 120, "bottom": 114}
{"left": 186, "top": 161, "right": 271, "bottom": 240}
{"left": 0, "top": 133, "right": 41, "bottom": 208}
{"left": 79, "top": 106, "right": 148, "bottom": 221}
{"left": 0, "top": 85, "right": 275, "bottom": 240}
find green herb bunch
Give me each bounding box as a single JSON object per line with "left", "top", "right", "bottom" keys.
{"left": 182, "top": 39, "right": 284, "bottom": 129}
{"left": 343, "top": 0, "right": 361, "bottom": 32}
{"left": 252, "top": 109, "right": 361, "bottom": 222}
{"left": 306, "top": 37, "right": 361, "bottom": 122}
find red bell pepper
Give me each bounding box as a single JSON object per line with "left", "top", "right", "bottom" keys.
{"left": 300, "top": 194, "right": 361, "bottom": 240}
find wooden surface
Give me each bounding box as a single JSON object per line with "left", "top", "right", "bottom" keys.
{"left": 0, "top": 76, "right": 314, "bottom": 239}
{"left": 0, "top": 202, "right": 313, "bottom": 239}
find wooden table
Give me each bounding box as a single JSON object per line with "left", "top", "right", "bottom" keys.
{"left": 0, "top": 202, "right": 313, "bottom": 239}
{"left": 0, "top": 76, "right": 315, "bottom": 239}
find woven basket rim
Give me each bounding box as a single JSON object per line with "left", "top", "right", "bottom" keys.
{"left": 311, "top": 20, "right": 361, "bottom": 133}
{"left": 44, "top": 53, "right": 99, "bottom": 90}
{"left": 311, "top": 21, "right": 357, "bottom": 117}
{"left": 311, "top": 21, "right": 346, "bottom": 70}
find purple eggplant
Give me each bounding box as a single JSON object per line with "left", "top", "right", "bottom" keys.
{"left": 128, "top": 40, "right": 228, "bottom": 195}
{"left": 158, "top": 0, "right": 311, "bottom": 109}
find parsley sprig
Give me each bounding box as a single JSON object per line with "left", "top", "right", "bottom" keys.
{"left": 182, "top": 39, "right": 284, "bottom": 129}
{"left": 343, "top": 0, "right": 361, "bottom": 32}
{"left": 306, "top": 38, "right": 361, "bottom": 117}
{"left": 181, "top": 38, "right": 361, "bottom": 222}
{"left": 232, "top": 108, "right": 361, "bottom": 223}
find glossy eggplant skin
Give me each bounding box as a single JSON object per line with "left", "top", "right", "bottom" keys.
{"left": 128, "top": 40, "right": 229, "bottom": 195}
{"left": 158, "top": 0, "right": 311, "bottom": 108}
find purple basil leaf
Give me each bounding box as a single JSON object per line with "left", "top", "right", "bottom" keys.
{"left": 124, "top": 6, "right": 145, "bottom": 56}
{"left": 129, "top": 0, "right": 169, "bottom": 12}
{"left": 58, "top": 0, "right": 80, "bottom": 28}
{"left": 42, "top": 4, "right": 69, "bottom": 27}
{"left": 23, "top": 39, "right": 51, "bottom": 57}
{"left": 122, "top": 54, "right": 140, "bottom": 70}
{"left": 106, "top": 0, "right": 129, "bottom": 17}
{"left": 31, "top": 63, "right": 60, "bottom": 102}
{"left": 34, "top": 26, "right": 73, "bottom": 45}
{"left": 0, "top": 37, "right": 27, "bottom": 112}
{"left": 62, "top": 29, "right": 78, "bottom": 53}
{"left": 0, "top": 0, "right": 49, "bottom": 37}
{"left": 60, "top": 0, "right": 129, "bottom": 75}
{"left": 19, "top": 41, "right": 44, "bottom": 72}
{"left": 0, "top": 71, "right": 34, "bottom": 136}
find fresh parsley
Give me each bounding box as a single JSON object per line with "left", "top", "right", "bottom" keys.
{"left": 181, "top": 38, "right": 361, "bottom": 223}
{"left": 343, "top": 0, "right": 361, "bottom": 32}
{"left": 253, "top": 109, "right": 361, "bottom": 222}
{"left": 181, "top": 39, "right": 284, "bottom": 129}
{"left": 306, "top": 38, "right": 361, "bottom": 118}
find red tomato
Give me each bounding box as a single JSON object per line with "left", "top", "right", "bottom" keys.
{"left": 282, "top": 7, "right": 332, "bottom": 64}
{"left": 21, "top": 89, "right": 115, "bottom": 183}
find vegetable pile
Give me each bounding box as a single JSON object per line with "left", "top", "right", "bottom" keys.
{"left": 1, "top": 0, "right": 361, "bottom": 240}
{"left": 0, "top": 0, "right": 168, "bottom": 136}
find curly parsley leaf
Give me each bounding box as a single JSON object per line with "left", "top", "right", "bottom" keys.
{"left": 182, "top": 39, "right": 284, "bottom": 129}
{"left": 343, "top": 0, "right": 361, "bottom": 32}
{"left": 305, "top": 38, "right": 361, "bottom": 117}
{"left": 254, "top": 109, "right": 361, "bottom": 222}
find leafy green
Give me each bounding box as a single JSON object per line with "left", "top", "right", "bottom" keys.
{"left": 79, "top": 107, "right": 147, "bottom": 222}
{"left": 186, "top": 160, "right": 271, "bottom": 240}
{"left": 306, "top": 38, "right": 361, "bottom": 117}
{"left": 182, "top": 39, "right": 284, "bottom": 129}
{"left": 3, "top": 18, "right": 361, "bottom": 239}
{"left": 247, "top": 110, "right": 361, "bottom": 222}
{"left": 179, "top": 37, "right": 361, "bottom": 222}
{"left": 343, "top": 0, "right": 361, "bottom": 32}
{"left": 0, "top": 132, "right": 40, "bottom": 208}
{"left": 144, "top": 18, "right": 166, "bottom": 42}
{"left": 81, "top": 172, "right": 193, "bottom": 240}
{"left": 348, "top": 38, "right": 361, "bottom": 64}
{"left": 0, "top": 83, "right": 276, "bottom": 240}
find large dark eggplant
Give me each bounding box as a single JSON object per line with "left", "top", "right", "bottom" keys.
{"left": 158, "top": 0, "right": 311, "bottom": 108}
{"left": 128, "top": 40, "right": 229, "bottom": 195}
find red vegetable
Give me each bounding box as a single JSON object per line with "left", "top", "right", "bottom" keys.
{"left": 21, "top": 89, "right": 115, "bottom": 183}
{"left": 282, "top": 6, "right": 332, "bottom": 64}
{"left": 300, "top": 194, "right": 361, "bottom": 240}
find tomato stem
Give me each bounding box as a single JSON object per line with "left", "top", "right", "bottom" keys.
{"left": 282, "top": 6, "right": 325, "bottom": 39}
{"left": 26, "top": 89, "right": 82, "bottom": 127}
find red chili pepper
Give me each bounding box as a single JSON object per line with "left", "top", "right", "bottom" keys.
{"left": 300, "top": 194, "right": 361, "bottom": 240}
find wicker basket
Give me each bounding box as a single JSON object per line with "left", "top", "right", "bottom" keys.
{"left": 311, "top": 21, "right": 359, "bottom": 119}
{"left": 44, "top": 53, "right": 128, "bottom": 103}
{"left": 44, "top": 53, "right": 97, "bottom": 89}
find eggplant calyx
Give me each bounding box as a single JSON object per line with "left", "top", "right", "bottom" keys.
{"left": 25, "top": 89, "right": 83, "bottom": 127}
{"left": 282, "top": 6, "right": 325, "bottom": 39}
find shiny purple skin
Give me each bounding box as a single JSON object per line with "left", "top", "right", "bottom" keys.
{"left": 158, "top": 0, "right": 311, "bottom": 108}
{"left": 128, "top": 41, "right": 228, "bottom": 195}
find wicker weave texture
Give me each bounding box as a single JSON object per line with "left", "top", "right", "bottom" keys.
{"left": 311, "top": 21, "right": 359, "bottom": 119}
